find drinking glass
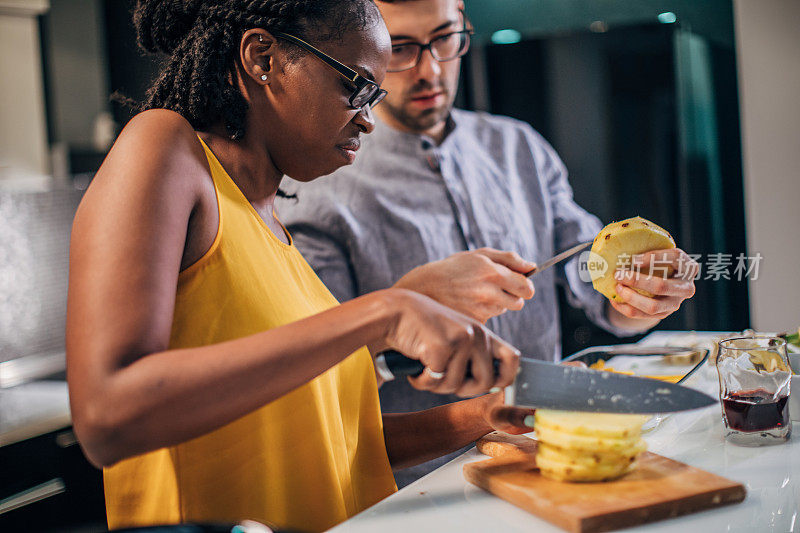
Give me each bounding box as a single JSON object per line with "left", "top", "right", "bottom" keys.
{"left": 717, "top": 336, "right": 792, "bottom": 446}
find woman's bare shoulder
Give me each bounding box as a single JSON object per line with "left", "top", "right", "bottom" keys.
{"left": 90, "top": 109, "right": 210, "bottom": 198}
{"left": 113, "top": 109, "right": 205, "bottom": 167}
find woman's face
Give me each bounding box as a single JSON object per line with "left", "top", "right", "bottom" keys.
{"left": 262, "top": 20, "right": 392, "bottom": 181}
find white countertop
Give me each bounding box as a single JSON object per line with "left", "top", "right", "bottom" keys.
{"left": 331, "top": 331, "right": 800, "bottom": 533}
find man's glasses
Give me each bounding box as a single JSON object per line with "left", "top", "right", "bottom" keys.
{"left": 387, "top": 12, "right": 474, "bottom": 73}
{"left": 274, "top": 32, "right": 387, "bottom": 110}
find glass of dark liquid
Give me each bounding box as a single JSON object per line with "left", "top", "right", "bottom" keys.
{"left": 717, "top": 337, "right": 792, "bottom": 446}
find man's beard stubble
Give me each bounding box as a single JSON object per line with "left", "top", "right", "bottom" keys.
{"left": 383, "top": 82, "right": 451, "bottom": 134}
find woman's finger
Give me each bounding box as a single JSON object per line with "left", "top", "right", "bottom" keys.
{"left": 432, "top": 337, "right": 475, "bottom": 395}
{"left": 491, "top": 334, "right": 521, "bottom": 389}
{"left": 406, "top": 342, "right": 451, "bottom": 392}
{"left": 455, "top": 335, "right": 495, "bottom": 397}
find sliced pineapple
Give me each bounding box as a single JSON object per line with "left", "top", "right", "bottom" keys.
{"left": 535, "top": 409, "right": 649, "bottom": 439}
{"left": 590, "top": 216, "right": 676, "bottom": 301}
{"left": 533, "top": 409, "right": 648, "bottom": 483}
{"left": 537, "top": 441, "right": 645, "bottom": 469}
{"left": 534, "top": 424, "right": 642, "bottom": 453}
{"left": 536, "top": 451, "right": 636, "bottom": 482}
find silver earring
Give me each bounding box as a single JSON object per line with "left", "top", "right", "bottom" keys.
{"left": 260, "top": 74, "right": 268, "bottom": 81}
{"left": 258, "top": 35, "right": 264, "bottom": 43}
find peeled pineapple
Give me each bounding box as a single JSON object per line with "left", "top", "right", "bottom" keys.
{"left": 589, "top": 216, "right": 676, "bottom": 301}
{"left": 534, "top": 409, "right": 648, "bottom": 482}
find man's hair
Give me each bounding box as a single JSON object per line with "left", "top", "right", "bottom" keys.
{"left": 132, "top": 0, "right": 379, "bottom": 140}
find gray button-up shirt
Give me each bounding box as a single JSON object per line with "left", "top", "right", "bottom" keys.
{"left": 277, "top": 109, "right": 629, "bottom": 485}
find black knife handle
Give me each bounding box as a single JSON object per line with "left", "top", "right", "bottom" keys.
{"left": 378, "top": 350, "right": 500, "bottom": 379}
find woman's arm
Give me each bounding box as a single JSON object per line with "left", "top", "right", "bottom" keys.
{"left": 68, "top": 110, "right": 519, "bottom": 468}
{"left": 382, "top": 393, "right": 534, "bottom": 470}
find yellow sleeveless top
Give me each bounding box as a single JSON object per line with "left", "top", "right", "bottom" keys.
{"left": 103, "top": 137, "right": 396, "bottom": 531}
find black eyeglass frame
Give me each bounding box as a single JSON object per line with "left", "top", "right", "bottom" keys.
{"left": 386, "top": 10, "right": 475, "bottom": 73}
{"left": 273, "top": 31, "right": 387, "bottom": 110}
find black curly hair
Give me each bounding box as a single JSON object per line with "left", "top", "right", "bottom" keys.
{"left": 133, "top": 0, "right": 380, "bottom": 140}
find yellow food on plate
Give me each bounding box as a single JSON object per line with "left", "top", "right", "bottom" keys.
{"left": 588, "top": 359, "right": 684, "bottom": 383}
{"left": 534, "top": 409, "right": 647, "bottom": 482}
{"left": 663, "top": 350, "right": 705, "bottom": 366}
{"left": 589, "top": 216, "right": 676, "bottom": 301}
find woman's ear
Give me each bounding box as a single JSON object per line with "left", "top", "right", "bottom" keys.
{"left": 240, "top": 28, "right": 278, "bottom": 85}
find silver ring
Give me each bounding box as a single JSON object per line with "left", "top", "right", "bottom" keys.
{"left": 424, "top": 367, "right": 446, "bottom": 380}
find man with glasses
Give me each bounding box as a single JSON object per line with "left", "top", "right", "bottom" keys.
{"left": 277, "top": 0, "right": 695, "bottom": 486}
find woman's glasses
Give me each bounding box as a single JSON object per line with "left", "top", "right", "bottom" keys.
{"left": 274, "top": 32, "right": 387, "bottom": 110}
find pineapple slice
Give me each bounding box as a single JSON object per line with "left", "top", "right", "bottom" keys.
{"left": 537, "top": 441, "right": 645, "bottom": 468}
{"left": 536, "top": 450, "right": 637, "bottom": 482}
{"left": 534, "top": 409, "right": 648, "bottom": 483}
{"left": 534, "top": 424, "right": 642, "bottom": 453}
{"left": 535, "top": 409, "right": 649, "bottom": 439}
{"left": 590, "top": 216, "right": 676, "bottom": 301}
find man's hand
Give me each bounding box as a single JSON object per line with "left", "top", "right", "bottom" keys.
{"left": 393, "top": 248, "right": 536, "bottom": 323}
{"left": 608, "top": 248, "right": 698, "bottom": 330}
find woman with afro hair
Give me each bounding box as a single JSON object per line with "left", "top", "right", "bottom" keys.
{"left": 66, "top": 1, "right": 531, "bottom": 530}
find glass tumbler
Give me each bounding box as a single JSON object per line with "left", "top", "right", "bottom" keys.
{"left": 717, "top": 336, "right": 792, "bottom": 446}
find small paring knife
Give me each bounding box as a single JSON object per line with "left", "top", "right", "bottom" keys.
{"left": 524, "top": 241, "right": 592, "bottom": 277}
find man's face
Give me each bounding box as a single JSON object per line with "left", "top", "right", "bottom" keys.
{"left": 375, "top": 0, "right": 464, "bottom": 135}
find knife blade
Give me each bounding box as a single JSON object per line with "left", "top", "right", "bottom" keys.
{"left": 508, "top": 358, "right": 716, "bottom": 414}
{"left": 376, "top": 351, "right": 716, "bottom": 414}
{"left": 525, "top": 241, "right": 592, "bottom": 277}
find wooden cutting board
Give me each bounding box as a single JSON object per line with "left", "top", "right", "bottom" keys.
{"left": 463, "top": 432, "right": 746, "bottom": 533}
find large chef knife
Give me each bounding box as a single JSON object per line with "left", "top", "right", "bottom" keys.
{"left": 375, "top": 351, "right": 716, "bottom": 414}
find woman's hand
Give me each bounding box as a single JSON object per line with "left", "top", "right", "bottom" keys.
{"left": 377, "top": 289, "right": 521, "bottom": 398}
{"left": 393, "top": 248, "right": 536, "bottom": 324}
{"left": 610, "top": 248, "right": 698, "bottom": 321}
